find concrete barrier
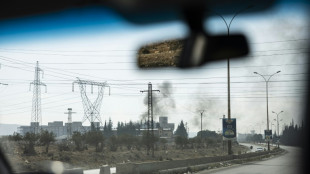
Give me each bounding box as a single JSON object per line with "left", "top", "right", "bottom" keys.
{"left": 100, "top": 165, "right": 111, "bottom": 174}
{"left": 116, "top": 156, "right": 233, "bottom": 174}
{"left": 116, "top": 149, "right": 282, "bottom": 174}
{"left": 63, "top": 168, "right": 83, "bottom": 174}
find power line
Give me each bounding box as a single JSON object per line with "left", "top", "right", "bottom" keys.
{"left": 1, "top": 54, "right": 308, "bottom": 81}
{"left": 0, "top": 38, "right": 308, "bottom": 52}
{"left": 250, "top": 38, "right": 309, "bottom": 44}
{"left": 0, "top": 92, "right": 73, "bottom": 108}
{"left": 0, "top": 48, "right": 308, "bottom": 60}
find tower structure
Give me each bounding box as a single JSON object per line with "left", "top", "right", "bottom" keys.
{"left": 65, "top": 108, "right": 76, "bottom": 139}
{"left": 72, "top": 78, "right": 109, "bottom": 131}
{"left": 140, "top": 82, "right": 160, "bottom": 157}
{"left": 30, "top": 61, "right": 46, "bottom": 134}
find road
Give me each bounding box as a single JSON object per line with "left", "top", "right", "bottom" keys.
{"left": 197, "top": 146, "right": 302, "bottom": 174}
{"left": 239, "top": 143, "right": 266, "bottom": 152}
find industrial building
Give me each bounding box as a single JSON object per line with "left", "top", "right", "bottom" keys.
{"left": 18, "top": 121, "right": 99, "bottom": 139}
{"left": 138, "top": 116, "right": 175, "bottom": 142}
{"left": 18, "top": 116, "right": 175, "bottom": 140}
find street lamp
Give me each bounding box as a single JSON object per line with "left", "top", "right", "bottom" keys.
{"left": 219, "top": 115, "right": 225, "bottom": 151}
{"left": 272, "top": 111, "right": 284, "bottom": 148}
{"left": 254, "top": 71, "right": 281, "bottom": 151}
{"left": 215, "top": 5, "right": 253, "bottom": 155}
{"left": 271, "top": 123, "right": 275, "bottom": 132}
{"left": 271, "top": 123, "right": 275, "bottom": 145}
{"left": 199, "top": 110, "right": 205, "bottom": 139}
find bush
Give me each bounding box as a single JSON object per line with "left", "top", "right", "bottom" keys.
{"left": 58, "top": 142, "right": 71, "bottom": 152}
{"left": 108, "top": 136, "right": 118, "bottom": 152}
{"left": 60, "top": 154, "right": 71, "bottom": 162}
{"left": 23, "top": 132, "right": 38, "bottom": 155}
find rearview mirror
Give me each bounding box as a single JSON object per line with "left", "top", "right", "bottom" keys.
{"left": 137, "top": 34, "right": 249, "bottom": 68}
{"left": 138, "top": 40, "right": 183, "bottom": 68}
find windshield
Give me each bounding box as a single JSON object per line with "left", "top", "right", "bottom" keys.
{"left": 0, "top": 2, "right": 308, "bottom": 174}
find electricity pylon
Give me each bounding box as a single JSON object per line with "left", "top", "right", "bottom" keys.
{"left": 72, "top": 78, "right": 110, "bottom": 131}
{"left": 140, "top": 82, "right": 160, "bottom": 157}
{"left": 29, "top": 61, "right": 47, "bottom": 134}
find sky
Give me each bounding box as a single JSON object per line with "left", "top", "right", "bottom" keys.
{"left": 0, "top": 3, "right": 309, "bottom": 135}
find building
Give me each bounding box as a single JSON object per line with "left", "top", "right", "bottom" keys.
{"left": 159, "top": 116, "right": 174, "bottom": 131}
{"left": 18, "top": 121, "right": 100, "bottom": 139}
{"left": 138, "top": 116, "right": 175, "bottom": 143}
{"left": 18, "top": 116, "right": 175, "bottom": 141}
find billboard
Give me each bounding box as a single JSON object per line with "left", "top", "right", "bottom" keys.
{"left": 265, "top": 130, "right": 272, "bottom": 141}
{"left": 222, "top": 118, "right": 236, "bottom": 139}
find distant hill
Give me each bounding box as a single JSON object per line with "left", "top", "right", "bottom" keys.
{"left": 0, "top": 124, "right": 21, "bottom": 135}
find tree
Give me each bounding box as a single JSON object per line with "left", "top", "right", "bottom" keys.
{"left": 103, "top": 118, "right": 114, "bottom": 138}
{"left": 245, "top": 134, "right": 263, "bottom": 144}
{"left": 175, "top": 136, "right": 188, "bottom": 149}
{"left": 117, "top": 121, "right": 138, "bottom": 136}
{"left": 39, "top": 130, "right": 55, "bottom": 153}
{"left": 23, "top": 132, "right": 38, "bottom": 155}
{"left": 197, "top": 130, "right": 220, "bottom": 139}
{"left": 85, "top": 130, "right": 104, "bottom": 152}
{"left": 159, "top": 138, "right": 168, "bottom": 150}
{"left": 174, "top": 120, "right": 188, "bottom": 138}
{"left": 281, "top": 120, "right": 303, "bottom": 146}
{"left": 118, "top": 134, "right": 139, "bottom": 150}
{"left": 72, "top": 131, "right": 84, "bottom": 151}
{"left": 9, "top": 132, "right": 23, "bottom": 142}
{"left": 108, "top": 135, "right": 118, "bottom": 151}
{"left": 141, "top": 131, "right": 158, "bottom": 153}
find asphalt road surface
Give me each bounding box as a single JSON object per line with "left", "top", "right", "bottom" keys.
{"left": 197, "top": 146, "right": 302, "bottom": 174}
{"left": 239, "top": 143, "right": 266, "bottom": 152}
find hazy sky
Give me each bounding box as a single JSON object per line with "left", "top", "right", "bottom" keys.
{"left": 0, "top": 3, "right": 308, "bottom": 135}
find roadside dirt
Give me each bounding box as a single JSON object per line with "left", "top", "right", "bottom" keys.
{"left": 4, "top": 142, "right": 249, "bottom": 172}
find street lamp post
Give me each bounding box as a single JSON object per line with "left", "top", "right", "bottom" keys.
{"left": 215, "top": 5, "right": 253, "bottom": 155}
{"left": 271, "top": 123, "right": 275, "bottom": 145}
{"left": 220, "top": 115, "right": 226, "bottom": 151}
{"left": 199, "top": 110, "right": 205, "bottom": 139}
{"left": 272, "top": 111, "right": 284, "bottom": 148}
{"left": 254, "top": 71, "right": 281, "bottom": 151}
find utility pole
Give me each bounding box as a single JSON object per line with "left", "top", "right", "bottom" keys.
{"left": 72, "top": 78, "right": 110, "bottom": 131}
{"left": 65, "top": 108, "right": 76, "bottom": 139}
{"left": 30, "top": 61, "right": 46, "bottom": 134}
{"left": 140, "top": 82, "right": 160, "bottom": 157}
{"left": 214, "top": 5, "right": 253, "bottom": 155}
{"left": 220, "top": 115, "right": 225, "bottom": 151}
{"left": 272, "top": 111, "right": 283, "bottom": 148}
{"left": 199, "top": 110, "right": 205, "bottom": 139}
{"left": 254, "top": 71, "right": 281, "bottom": 151}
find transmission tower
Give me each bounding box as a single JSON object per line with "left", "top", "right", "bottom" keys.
{"left": 65, "top": 108, "right": 76, "bottom": 139}
{"left": 72, "top": 78, "right": 110, "bottom": 131}
{"left": 29, "top": 61, "right": 46, "bottom": 134}
{"left": 140, "top": 82, "right": 160, "bottom": 157}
